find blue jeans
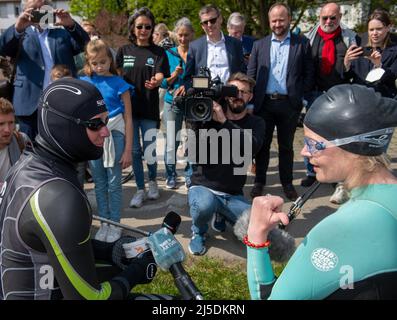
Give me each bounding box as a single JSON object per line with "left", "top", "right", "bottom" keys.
{"left": 188, "top": 186, "right": 251, "bottom": 235}
{"left": 89, "top": 130, "right": 124, "bottom": 222}
{"left": 163, "top": 101, "right": 191, "bottom": 178}
{"left": 133, "top": 118, "right": 158, "bottom": 190}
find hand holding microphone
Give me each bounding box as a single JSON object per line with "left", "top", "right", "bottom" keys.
{"left": 115, "top": 240, "right": 157, "bottom": 287}
{"left": 234, "top": 204, "right": 296, "bottom": 263}
{"left": 248, "top": 196, "right": 289, "bottom": 243}
{"left": 147, "top": 211, "right": 204, "bottom": 300}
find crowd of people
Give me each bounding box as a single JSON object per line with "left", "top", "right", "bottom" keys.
{"left": 0, "top": 0, "right": 397, "bottom": 300}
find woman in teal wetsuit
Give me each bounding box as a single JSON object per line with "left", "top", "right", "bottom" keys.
{"left": 246, "top": 84, "right": 397, "bottom": 300}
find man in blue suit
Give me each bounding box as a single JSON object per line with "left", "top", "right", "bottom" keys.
{"left": 0, "top": 0, "right": 89, "bottom": 139}
{"left": 248, "top": 3, "right": 314, "bottom": 201}
{"left": 184, "top": 4, "right": 246, "bottom": 87}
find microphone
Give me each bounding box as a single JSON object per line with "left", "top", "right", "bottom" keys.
{"left": 161, "top": 211, "right": 181, "bottom": 234}
{"left": 147, "top": 211, "right": 204, "bottom": 300}
{"left": 233, "top": 209, "right": 296, "bottom": 263}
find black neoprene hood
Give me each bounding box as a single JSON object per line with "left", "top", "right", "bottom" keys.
{"left": 36, "top": 78, "right": 108, "bottom": 162}
{"left": 304, "top": 84, "right": 397, "bottom": 156}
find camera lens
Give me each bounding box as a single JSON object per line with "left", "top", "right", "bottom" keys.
{"left": 192, "top": 103, "right": 209, "bottom": 119}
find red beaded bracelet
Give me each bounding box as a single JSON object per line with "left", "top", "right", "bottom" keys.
{"left": 243, "top": 235, "right": 271, "bottom": 249}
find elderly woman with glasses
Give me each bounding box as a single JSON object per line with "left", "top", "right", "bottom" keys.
{"left": 245, "top": 84, "right": 397, "bottom": 300}
{"left": 116, "top": 7, "right": 170, "bottom": 208}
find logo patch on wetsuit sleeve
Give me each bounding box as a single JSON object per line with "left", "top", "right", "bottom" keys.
{"left": 311, "top": 248, "right": 338, "bottom": 272}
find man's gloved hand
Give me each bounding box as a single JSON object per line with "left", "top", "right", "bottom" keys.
{"left": 111, "top": 236, "right": 138, "bottom": 270}
{"left": 124, "top": 249, "right": 157, "bottom": 285}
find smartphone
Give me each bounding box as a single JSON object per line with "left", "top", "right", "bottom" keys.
{"left": 31, "top": 10, "right": 55, "bottom": 24}
{"left": 361, "top": 47, "right": 373, "bottom": 57}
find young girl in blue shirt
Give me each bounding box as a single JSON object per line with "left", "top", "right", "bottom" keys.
{"left": 80, "top": 39, "right": 133, "bottom": 242}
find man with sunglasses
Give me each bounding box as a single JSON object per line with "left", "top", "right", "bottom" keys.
{"left": 0, "top": 78, "right": 157, "bottom": 300}
{"left": 302, "top": 2, "right": 359, "bottom": 199}
{"left": 0, "top": 0, "right": 90, "bottom": 140}
{"left": 184, "top": 4, "right": 246, "bottom": 90}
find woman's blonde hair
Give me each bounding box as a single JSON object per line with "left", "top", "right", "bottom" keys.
{"left": 83, "top": 39, "right": 117, "bottom": 77}
{"left": 345, "top": 153, "right": 391, "bottom": 190}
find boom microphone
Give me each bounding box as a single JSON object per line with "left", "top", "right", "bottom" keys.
{"left": 147, "top": 212, "right": 204, "bottom": 300}
{"left": 233, "top": 209, "right": 296, "bottom": 263}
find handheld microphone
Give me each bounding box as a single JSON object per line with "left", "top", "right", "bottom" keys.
{"left": 147, "top": 211, "right": 204, "bottom": 300}
{"left": 233, "top": 209, "right": 296, "bottom": 263}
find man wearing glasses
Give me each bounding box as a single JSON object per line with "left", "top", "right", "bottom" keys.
{"left": 184, "top": 4, "right": 246, "bottom": 88}
{"left": 303, "top": 2, "right": 359, "bottom": 203}
{"left": 187, "top": 73, "right": 265, "bottom": 256}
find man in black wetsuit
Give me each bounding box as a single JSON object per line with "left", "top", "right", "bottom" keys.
{"left": 0, "top": 78, "right": 156, "bottom": 300}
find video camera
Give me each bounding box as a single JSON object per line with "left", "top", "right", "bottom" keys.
{"left": 174, "top": 67, "right": 238, "bottom": 122}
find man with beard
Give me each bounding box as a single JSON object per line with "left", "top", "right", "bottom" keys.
{"left": 248, "top": 2, "right": 314, "bottom": 201}
{"left": 302, "top": 2, "right": 358, "bottom": 199}
{"left": 187, "top": 72, "right": 265, "bottom": 255}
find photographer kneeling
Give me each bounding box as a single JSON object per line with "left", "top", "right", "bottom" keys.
{"left": 186, "top": 72, "right": 265, "bottom": 255}
{"left": 0, "top": 78, "right": 156, "bottom": 300}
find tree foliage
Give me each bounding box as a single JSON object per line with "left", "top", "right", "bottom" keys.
{"left": 69, "top": 0, "right": 397, "bottom": 43}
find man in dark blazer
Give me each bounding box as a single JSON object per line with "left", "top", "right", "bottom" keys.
{"left": 184, "top": 4, "right": 246, "bottom": 88}
{"left": 248, "top": 2, "right": 314, "bottom": 201}
{"left": 0, "top": 0, "right": 89, "bottom": 139}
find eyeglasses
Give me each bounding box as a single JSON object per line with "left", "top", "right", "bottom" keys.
{"left": 136, "top": 25, "right": 152, "bottom": 30}
{"left": 43, "top": 102, "right": 109, "bottom": 131}
{"left": 321, "top": 16, "right": 337, "bottom": 21}
{"left": 303, "top": 127, "right": 394, "bottom": 156}
{"left": 82, "top": 117, "right": 109, "bottom": 131}
{"left": 237, "top": 89, "right": 251, "bottom": 96}
{"left": 200, "top": 16, "right": 219, "bottom": 26}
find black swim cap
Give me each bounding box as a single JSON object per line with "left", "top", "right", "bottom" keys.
{"left": 304, "top": 84, "right": 397, "bottom": 156}
{"left": 37, "top": 78, "right": 108, "bottom": 162}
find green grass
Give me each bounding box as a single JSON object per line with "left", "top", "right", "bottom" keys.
{"left": 133, "top": 256, "right": 286, "bottom": 300}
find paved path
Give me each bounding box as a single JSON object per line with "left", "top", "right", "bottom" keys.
{"left": 88, "top": 126, "right": 397, "bottom": 262}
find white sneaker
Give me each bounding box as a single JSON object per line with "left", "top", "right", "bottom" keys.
{"left": 106, "top": 224, "right": 122, "bottom": 243}
{"left": 94, "top": 223, "right": 109, "bottom": 241}
{"left": 129, "top": 189, "right": 146, "bottom": 208}
{"left": 330, "top": 183, "right": 350, "bottom": 204}
{"left": 147, "top": 180, "right": 160, "bottom": 200}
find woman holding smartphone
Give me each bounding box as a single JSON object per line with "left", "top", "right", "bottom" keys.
{"left": 343, "top": 9, "right": 397, "bottom": 98}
